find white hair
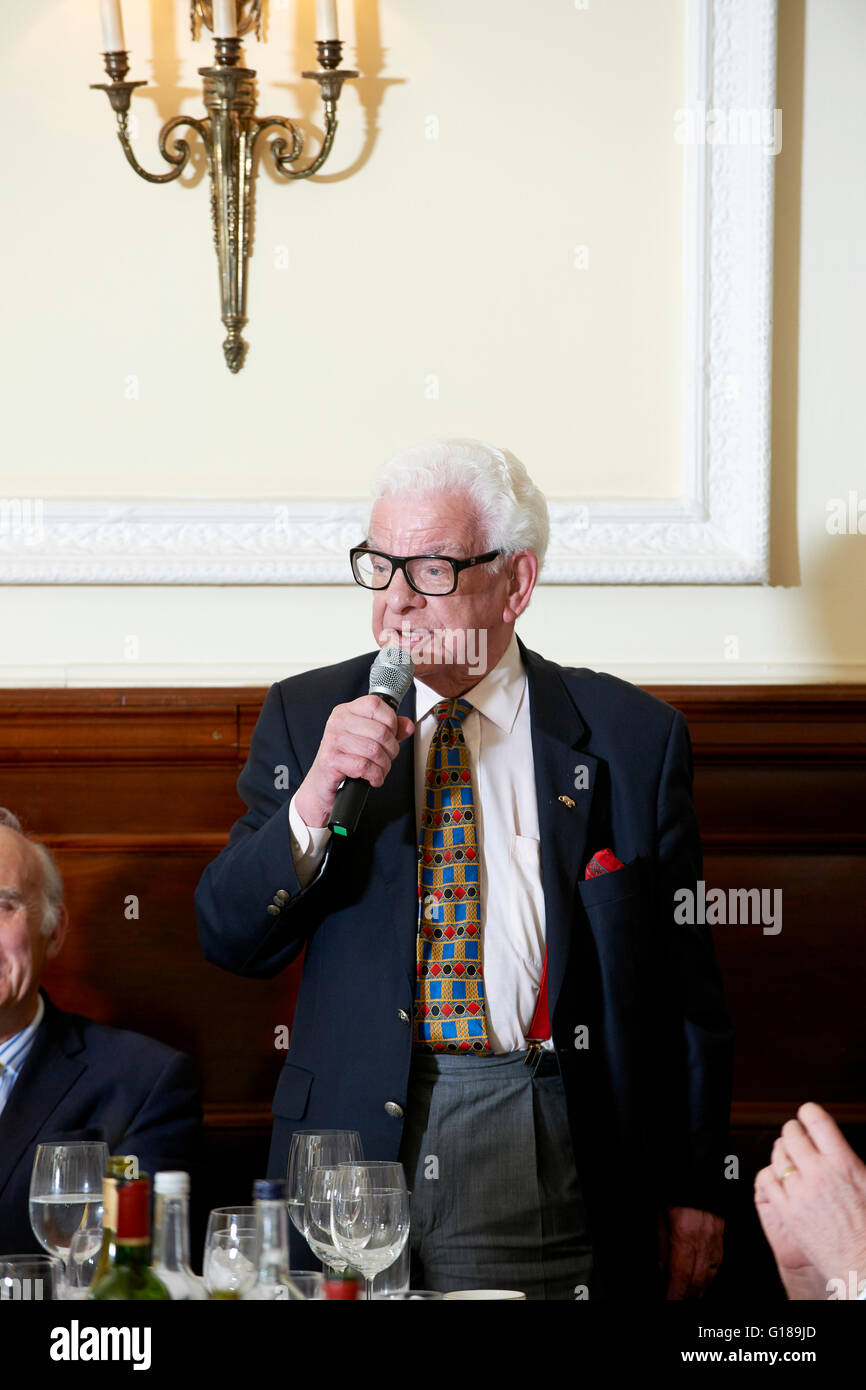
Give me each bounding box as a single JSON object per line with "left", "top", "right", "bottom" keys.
{"left": 0, "top": 807, "right": 64, "bottom": 938}
{"left": 370, "top": 438, "right": 550, "bottom": 574}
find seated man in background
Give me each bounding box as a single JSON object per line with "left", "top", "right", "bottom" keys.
{"left": 0, "top": 809, "right": 201, "bottom": 1254}
{"left": 755, "top": 1101, "right": 866, "bottom": 1300}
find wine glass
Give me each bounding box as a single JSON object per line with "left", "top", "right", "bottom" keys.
{"left": 330, "top": 1162, "right": 410, "bottom": 1301}
{"left": 304, "top": 1166, "right": 353, "bottom": 1276}
{"left": 203, "top": 1208, "right": 258, "bottom": 1300}
{"left": 29, "top": 1142, "right": 108, "bottom": 1274}
{"left": 62, "top": 1229, "right": 102, "bottom": 1300}
{"left": 286, "top": 1129, "right": 363, "bottom": 1237}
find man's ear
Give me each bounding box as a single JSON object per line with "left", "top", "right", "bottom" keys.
{"left": 45, "top": 903, "right": 69, "bottom": 961}
{"left": 503, "top": 550, "right": 538, "bottom": 622}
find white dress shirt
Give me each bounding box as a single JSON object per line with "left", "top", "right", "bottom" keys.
{"left": 0, "top": 992, "right": 45, "bottom": 1118}
{"left": 288, "top": 631, "right": 550, "bottom": 1053}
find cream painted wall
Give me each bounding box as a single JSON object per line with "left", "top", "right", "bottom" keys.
{"left": 1, "top": 0, "right": 864, "bottom": 685}
{"left": 2, "top": 0, "right": 684, "bottom": 499}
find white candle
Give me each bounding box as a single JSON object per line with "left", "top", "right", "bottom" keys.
{"left": 213, "top": 0, "right": 238, "bottom": 39}
{"left": 315, "top": 0, "right": 339, "bottom": 42}
{"left": 99, "top": 0, "right": 125, "bottom": 52}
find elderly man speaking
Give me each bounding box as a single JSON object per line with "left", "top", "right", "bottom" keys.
{"left": 196, "top": 438, "right": 733, "bottom": 1300}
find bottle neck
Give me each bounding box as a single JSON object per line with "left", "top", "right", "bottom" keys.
{"left": 113, "top": 1240, "right": 153, "bottom": 1271}
{"left": 255, "top": 1200, "right": 290, "bottom": 1279}
{"left": 152, "top": 1195, "right": 193, "bottom": 1272}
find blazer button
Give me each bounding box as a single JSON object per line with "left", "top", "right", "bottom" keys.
{"left": 385, "top": 1101, "right": 404, "bottom": 1119}
{"left": 397, "top": 1010, "right": 411, "bottom": 1025}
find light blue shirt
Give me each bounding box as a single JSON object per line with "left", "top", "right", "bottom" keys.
{"left": 0, "top": 993, "right": 45, "bottom": 1118}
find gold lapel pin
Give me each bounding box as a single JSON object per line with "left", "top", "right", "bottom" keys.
{"left": 558, "top": 794, "right": 575, "bottom": 808}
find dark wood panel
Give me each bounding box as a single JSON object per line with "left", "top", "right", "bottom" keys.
{"left": 0, "top": 769, "right": 244, "bottom": 834}
{"left": 695, "top": 766, "right": 866, "bottom": 844}
{"left": 653, "top": 685, "right": 866, "bottom": 765}
{"left": 705, "top": 851, "right": 866, "bottom": 1102}
{"left": 38, "top": 850, "right": 298, "bottom": 1107}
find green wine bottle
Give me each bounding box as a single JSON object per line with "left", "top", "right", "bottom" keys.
{"left": 88, "top": 1156, "right": 133, "bottom": 1291}
{"left": 88, "top": 1176, "right": 170, "bottom": 1301}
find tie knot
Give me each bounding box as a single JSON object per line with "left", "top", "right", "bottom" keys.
{"left": 433, "top": 697, "right": 473, "bottom": 726}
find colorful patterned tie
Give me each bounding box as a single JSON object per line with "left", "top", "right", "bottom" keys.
{"left": 414, "top": 697, "right": 489, "bottom": 1053}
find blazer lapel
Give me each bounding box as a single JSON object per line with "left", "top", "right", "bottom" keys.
{"left": 0, "top": 993, "right": 87, "bottom": 1202}
{"left": 519, "top": 639, "right": 597, "bottom": 1026}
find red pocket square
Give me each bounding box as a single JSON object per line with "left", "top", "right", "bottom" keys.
{"left": 584, "top": 848, "right": 625, "bottom": 879}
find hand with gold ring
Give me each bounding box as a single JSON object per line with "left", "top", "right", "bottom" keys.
{"left": 755, "top": 1146, "right": 822, "bottom": 1300}
{"left": 755, "top": 1102, "right": 866, "bottom": 1299}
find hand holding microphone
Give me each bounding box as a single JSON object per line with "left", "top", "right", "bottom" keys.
{"left": 294, "top": 648, "right": 415, "bottom": 835}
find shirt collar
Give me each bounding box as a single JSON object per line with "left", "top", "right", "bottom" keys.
{"left": 413, "top": 630, "right": 526, "bottom": 734}
{"left": 0, "top": 991, "right": 45, "bottom": 1071}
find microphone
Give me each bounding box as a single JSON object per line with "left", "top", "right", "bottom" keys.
{"left": 327, "top": 646, "right": 415, "bottom": 837}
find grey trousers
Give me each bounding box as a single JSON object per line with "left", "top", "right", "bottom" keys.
{"left": 397, "top": 1049, "right": 593, "bottom": 1301}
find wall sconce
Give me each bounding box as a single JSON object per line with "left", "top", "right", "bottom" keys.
{"left": 91, "top": 1, "right": 357, "bottom": 372}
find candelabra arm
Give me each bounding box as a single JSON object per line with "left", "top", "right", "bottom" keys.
{"left": 90, "top": 39, "right": 358, "bottom": 370}
{"left": 252, "top": 114, "right": 304, "bottom": 169}
{"left": 258, "top": 105, "right": 338, "bottom": 180}
{"left": 116, "top": 112, "right": 211, "bottom": 186}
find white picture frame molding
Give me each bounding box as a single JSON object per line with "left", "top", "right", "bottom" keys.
{"left": 2, "top": 0, "right": 774, "bottom": 586}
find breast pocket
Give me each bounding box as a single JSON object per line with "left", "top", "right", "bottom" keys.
{"left": 576, "top": 855, "right": 646, "bottom": 912}
{"left": 575, "top": 856, "right": 652, "bottom": 988}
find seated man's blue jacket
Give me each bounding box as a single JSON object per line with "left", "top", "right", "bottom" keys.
{"left": 0, "top": 990, "right": 201, "bottom": 1255}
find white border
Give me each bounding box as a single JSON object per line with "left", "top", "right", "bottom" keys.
{"left": 0, "top": 0, "right": 775, "bottom": 586}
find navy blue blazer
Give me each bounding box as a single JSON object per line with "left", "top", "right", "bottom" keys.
{"left": 0, "top": 991, "right": 201, "bottom": 1256}
{"left": 196, "top": 638, "right": 733, "bottom": 1295}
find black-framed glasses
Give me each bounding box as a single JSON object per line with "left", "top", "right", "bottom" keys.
{"left": 350, "top": 547, "right": 502, "bottom": 596}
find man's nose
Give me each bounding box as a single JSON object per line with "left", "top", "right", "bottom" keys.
{"left": 386, "top": 567, "right": 425, "bottom": 609}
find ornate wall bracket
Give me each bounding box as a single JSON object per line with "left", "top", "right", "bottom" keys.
{"left": 91, "top": 4, "right": 357, "bottom": 372}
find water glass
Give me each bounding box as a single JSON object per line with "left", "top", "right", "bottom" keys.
{"left": 29, "top": 1142, "right": 108, "bottom": 1269}
{"left": 203, "top": 1208, "right": 258, "bottom": 1300}
{"left": 330, "top": 1162, "right": 410, "bottom": 1301}
{"left": 286, "top": 1130, "right": 362, "bottom": 1236}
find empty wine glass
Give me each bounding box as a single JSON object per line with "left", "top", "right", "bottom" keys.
{"left": 29, "top": 1142, "right": 108, "bottom": 1274}
{"left": 286, "top": 1130, "right": 363, "bottom": 1237}
{"left": 203, "top": 1208, "right": 258, "bottom": 1300}
{"left": 304, "top": 1166, "right": 352, "bottom": 1276}
{"left": 330, "top": 1162, "right": 410, "bottom": 1302}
